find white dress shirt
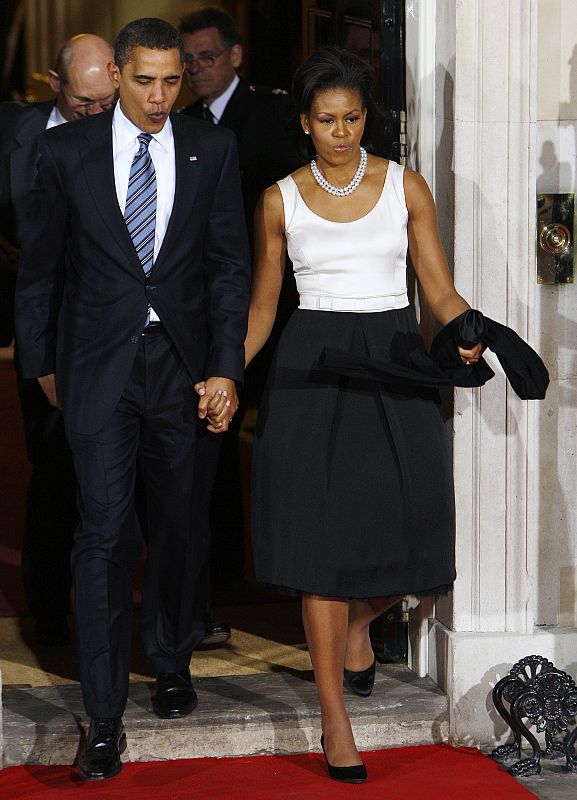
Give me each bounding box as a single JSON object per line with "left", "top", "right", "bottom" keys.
{"left": 205, "top": 74, "right": 239, "bottom": 124}
{"left": 112, "top": 102, "right": 176, "bottom": 323}
{"left": 46, "top": 104, "right": 67, "bottom": 129}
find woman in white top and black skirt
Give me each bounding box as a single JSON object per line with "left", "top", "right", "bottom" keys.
{"left": 208, "top": 47, "right": 483, "bottom": 784}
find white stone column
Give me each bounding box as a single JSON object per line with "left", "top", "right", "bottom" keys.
{"left": 407, "top": 0, "right": 577, "bottom": 745}
{"left": 450, "top": 0, "right": 536, "bottom": 637}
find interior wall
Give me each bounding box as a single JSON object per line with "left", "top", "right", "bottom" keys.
{"left": 23, "top": 0, "right": 245, "bottom": 106}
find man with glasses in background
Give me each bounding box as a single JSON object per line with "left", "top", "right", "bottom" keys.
{"left": 179, "top": 7, "right": 296, "bottom": 230}
{"left": 0, "top": 33, "right": 115, "bottom": 646}
{"left": 179, "top": 7, "right": 298, "bottom": 645}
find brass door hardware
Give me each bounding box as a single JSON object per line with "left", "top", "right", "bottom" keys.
{"left": 537, "top": 193, "right": 574, "bottom": 284}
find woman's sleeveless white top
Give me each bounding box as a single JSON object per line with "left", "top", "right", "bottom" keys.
{"left": 277, "top": 160, "right": 409, "bottom": 313}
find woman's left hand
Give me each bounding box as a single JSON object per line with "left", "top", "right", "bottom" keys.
{"left": 458, "top": 342, "right": 485, "bottom": 365}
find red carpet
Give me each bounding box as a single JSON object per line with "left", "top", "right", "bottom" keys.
{"left": 0, "top": 745, "right": 538, "bottom": 799}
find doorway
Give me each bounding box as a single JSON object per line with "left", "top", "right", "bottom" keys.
{"left": 239, "top": 0, "right": 408, "bottom": 663}
{"left": 248, "top": 0, "right": 406, "bottom": 161}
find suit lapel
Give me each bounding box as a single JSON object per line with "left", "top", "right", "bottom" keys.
{"left": 182, "top": 100, "right": 203, "bottom": 120}
{"left": 151, "top": 114, "right": 201, "bottom": 275}
{"left": 80, "top": 111, "right": 143, "bottom": 273}
{"left": 13, "top": 101, "right": 53, "bottom": 146}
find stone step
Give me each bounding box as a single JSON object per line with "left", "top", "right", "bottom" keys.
{"left": 2, "top": 664, "right": 448, "bottom": 767}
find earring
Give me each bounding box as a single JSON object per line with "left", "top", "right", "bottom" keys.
{"left": 304, "top": 128, "right": 310, "bottom": 134}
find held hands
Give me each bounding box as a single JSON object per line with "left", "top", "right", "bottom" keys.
{"left": 195, "top": 377, "right": 238, "bottom": 434}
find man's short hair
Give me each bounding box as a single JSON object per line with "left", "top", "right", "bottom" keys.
{"left": 54, "top": 43, "right": 73, "bottom": 83}
{"left": 179, "top": 7, "right": 241, "bottom": 49}
{"left": 114, "top": 18, "right": 184, "bottom": 71}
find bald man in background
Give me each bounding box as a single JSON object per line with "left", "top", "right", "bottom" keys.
{"left": 0, "top": 34, "right": 115, "bottom": 645}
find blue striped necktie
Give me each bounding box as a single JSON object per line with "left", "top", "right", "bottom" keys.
{"left": 124, "top": 133, "right": 156, "bottom": 274}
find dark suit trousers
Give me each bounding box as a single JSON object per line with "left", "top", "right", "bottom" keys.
{"left": 67, "top": 331, "right": 207, "bottom": 718}
{"left": 15, "top": 353, "right": 77, "bottom": 624}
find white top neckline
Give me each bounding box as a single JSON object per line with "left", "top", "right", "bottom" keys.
{"left": 287, "top": 161, "right": 390, "bottom": 226}
{"left": 277, "top": 159, "right": 409, "bottom": 312}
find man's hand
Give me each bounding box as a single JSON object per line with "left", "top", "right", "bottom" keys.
{"left": 195, "top": 377, "right": 238, "bottom": 434}
{"left": 0, "top": 232, "right": 20, "bottom": 274}
{"left": 37, "top": 373, "right": 59, "bottom": 408}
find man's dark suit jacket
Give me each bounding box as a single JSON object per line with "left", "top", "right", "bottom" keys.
{"left": 15, "top": 108, "right": 250, "bottom": 435}
{"left": 0, "top": 100, "right": 53, "bottom": 345}
{"left": 181, "top": 78, "right": 299, "bottom": 229}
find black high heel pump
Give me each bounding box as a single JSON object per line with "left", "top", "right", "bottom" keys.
{"left": 320, "top": 734, "right": 367, "bottom": 784}
{"left": 344, "top": 659, "right": 376, "bottom": 697}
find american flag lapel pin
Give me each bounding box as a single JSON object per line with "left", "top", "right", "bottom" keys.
{"left": 189, "top": 155, "right": 198, "bottom": 161}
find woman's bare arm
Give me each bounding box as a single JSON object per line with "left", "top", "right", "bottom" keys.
{"left": 244, "top": 185, "right": 287, "bottom": 366}
{"left": 406, "top": 170, "right": 483, "bottom": 362}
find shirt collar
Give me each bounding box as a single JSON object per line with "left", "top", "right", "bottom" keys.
{"left": 47, "top": 103, "right": 68, "bottom": 128}
{"left": 113, "top": 101, "right": 173, "bottom": 152}
{"left": 206, "top": 74, "right": 240, "bottom": 123}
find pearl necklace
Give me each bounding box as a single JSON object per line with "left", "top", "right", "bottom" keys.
{"left": 310, "top": 146, "right": 367, "bottom": 197}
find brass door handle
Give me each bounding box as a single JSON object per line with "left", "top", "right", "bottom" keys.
{"left": 537, "top": 194, "right": 574, "bottom": 284}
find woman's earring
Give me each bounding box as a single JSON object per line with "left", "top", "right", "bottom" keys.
{"left": 304, "top": 128, "right": 310, "bottom": 134}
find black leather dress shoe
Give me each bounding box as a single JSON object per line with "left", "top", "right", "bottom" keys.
{"left": 201, "top": 620, "right": 232, "bottom": 646}
{"left": 152, "top": 670, "right": 198, "bottom": 718}
{"left": 77, "top": 718, "right": 126, "bottom": 780}
{"left": 343, "top": 659, "right": 376, "bottom": 697}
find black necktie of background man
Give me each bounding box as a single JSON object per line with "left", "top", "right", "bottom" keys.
{"left": 203, "top": 105, "right": 216, "bottom": 124}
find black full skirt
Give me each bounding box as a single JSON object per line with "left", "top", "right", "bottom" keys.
{"left": 251, "top": 307, "right": 456, "bottom": 598}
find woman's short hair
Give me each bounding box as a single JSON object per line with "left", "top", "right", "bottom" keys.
{"left": 292, "top": 47, "right": 379, "bottom": 160}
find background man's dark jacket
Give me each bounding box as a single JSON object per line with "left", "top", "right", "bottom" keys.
{"left": 0, "top": 100, "right": 53, "bottom": 345}
{"left": 181, "top": 78, "right": 299, "bottom": 236}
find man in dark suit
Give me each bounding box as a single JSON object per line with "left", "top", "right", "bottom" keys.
{"left": 178, "top": 8, "right": 299, "bottom": 643}
{"left": 179, "top": 7, "right": 297, "bottom": 240}
{"left": 15, "top": 18, "right": 250, "bottom": 781}
{"left": 0, "top": 34, "right": 116, "bottom": 645}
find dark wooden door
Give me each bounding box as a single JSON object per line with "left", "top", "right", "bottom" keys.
{"left": 247, "top": 1, "right": 405, "bottom": 161}
{"left": 301, "top": 0, "right": 406, "bottom": 162}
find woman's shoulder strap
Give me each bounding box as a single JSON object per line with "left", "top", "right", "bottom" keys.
{"left": 384, "top": 159, "right": 407, "bottom": 213}
{"left": 276, "top": 174, "right": 300, "bottom": 229}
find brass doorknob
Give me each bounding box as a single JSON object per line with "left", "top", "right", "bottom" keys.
{"left": 540, "top": 223, "right": 571, "bottom": 255}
